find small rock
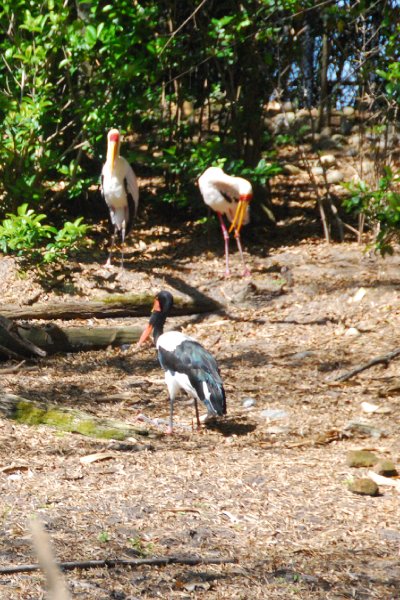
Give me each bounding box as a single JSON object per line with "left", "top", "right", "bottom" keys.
{"left": 348, "top": 478, "right": 379, "bottom": 496}
{"left": 344, "top": 419, "right": 386, "bottom": 439}
{"left": 342, "top": 106, "right": 355, "bottom": 116}
{"left": 350, "top": 287, "right": 367, "bottom": 303}
{"left": 373, "top": 459, "right": 398, "bottom": 477}
{"left": 319, "top": 154, "right": 336, "bottom": 168}
{"left": 311, "top": 166, "right": 324, "bottom": 176}
{"left": 345, "top": 327, "right": 360, "bottom": 336}
{"left": 242, "top": 397, "right": 256, "bottom": 409}
{"left": 260, "top": 409, "right": 288, "bottom": 421}
{"left": 361, "top": 401, "right": 379, "bottom": 413}
{"left": 346, "top": 450, "right": 379, "bottom": 468}
{"left": 326, "top": 169, "right": 344, "bottom": 184}
{"left": 283, "top": 101, "right": 294, "bottom": 111}
{"left": 332, "top": 133, "right": 346, "bottom": 146}
{"left": 266, "top": 425, "right": 288, "bottom": 435}
{"left": 282, "top": 163, "right": 303, "bottom": 176}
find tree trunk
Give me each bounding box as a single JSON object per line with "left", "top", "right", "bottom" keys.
{"left": 317, "top": 14, "right": 330, "bottom": 131}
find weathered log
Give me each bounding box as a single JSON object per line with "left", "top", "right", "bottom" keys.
{"left": 0, "top": 393, "right": 150, "bottom": 439}
{"left": 18, "top": 323, "right": 142, "bottom": 355}
{"left": 0, "top": 316, "right": 143, "bottom": 359}
{"left": 0, "top": 292, "right": 221, "bottom": 321}
{"left": 0, "top": 315, "right": 46, "bottom": 359}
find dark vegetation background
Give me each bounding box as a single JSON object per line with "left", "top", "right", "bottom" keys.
{"left": 0, "top": 0, "right": 399, "bottom": 262}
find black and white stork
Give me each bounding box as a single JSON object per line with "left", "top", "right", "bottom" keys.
{"left": 138, "top": 290, "right": 227, "bottom": 434}
{"left": 198, "top": 166, "right": 252, "bottom": 277}
{"left": 101, "top": 128, "right": 139, "bottom": 266}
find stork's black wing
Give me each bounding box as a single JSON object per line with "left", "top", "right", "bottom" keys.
{"left": 158, "top": 340, "right": 226, "bottom": 416}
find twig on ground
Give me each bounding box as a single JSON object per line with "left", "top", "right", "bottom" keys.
{"left": 0, "top": 360, "right": 26, "bottom": 374}
{"left": 334, "top": 348, "right": 400, "bottom": 382}
{"left": 0, "top": 555, "right": 237, "bottom": 575}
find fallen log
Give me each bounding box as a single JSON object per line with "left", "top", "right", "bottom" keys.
{"left": 0, "top": 393, "right": 150, "bottom": 440}
{"left": 0, "top": 317, "right": 143, "bottom": 359}
{"left": 0, "top": 292, "right": 221, "bottom": 321}
{"left": 0, "top": 315, "right": 46, "bottom": 359}
{"left": 18, "top": 323, "right": 142, "bottom": 355}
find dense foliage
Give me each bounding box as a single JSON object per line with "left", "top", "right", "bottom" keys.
{"left": 0, "top": 0, "right": 399, "bottom": 257}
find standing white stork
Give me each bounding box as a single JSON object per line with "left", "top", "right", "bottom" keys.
{"left": 101, "top": 128, "right": 139, "bottom": 267}
{"left": 138, "top": 290, "right": 227, "bottom": 434}
{"left": 198, "top": 166, "right": 252, "bottom": 276}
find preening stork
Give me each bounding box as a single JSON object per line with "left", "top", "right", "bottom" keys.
{"left": 198, "top": 166, "right": 252, "bottom": 276}
{"left": 138, "top": 290, "right": 227, "bottom": 434}
{"left": 101, "top": 128, "right": 139, "bottom": 266}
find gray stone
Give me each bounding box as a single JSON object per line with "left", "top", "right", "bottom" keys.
{"left": 344, "top": 419, "right": 386, "bottom": 439}
{"left": 282, "top": 163, "right": 303, "bottom": 176}
{"left": 319, "top": 154, "right": 336, "bottom": 168}
{"left": 260, "top": 409, "right": 288, "bottom": 421}
{"left": 242, "top": 397, "right": 256, "bottom": 409}
{"left": 326, "top": 169, "right": 344, "bottom": 184}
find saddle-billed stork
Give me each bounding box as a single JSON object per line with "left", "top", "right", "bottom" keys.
{"left": 138, "top": 290, "right": 227, "bottom": 434}
{"left": 101, "top": 128, "right": 139, "bottom": 266}
{"left": 198, "top": 166, "right": 252, "bottom": 277}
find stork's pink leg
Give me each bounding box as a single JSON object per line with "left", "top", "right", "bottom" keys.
{"left": 234, "top": 230, "right": 251, "bottom": 277}
{"left": 217, "top": 213, "right": 230, "bottom": 276}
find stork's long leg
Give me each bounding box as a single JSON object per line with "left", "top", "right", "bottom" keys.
{"left": 194, "top": 398, "right": 201, "bottom": 429}
{"left": 105, "top": 227, "right": 117, "bottom": 267}
{"left": 121, "top": 220, "right": 126, "bottom": 270}
{"left": 167, "top": 394, "right": 175, "bottom": 435}
{"left": 234, "top": 229, "right": 251, "bottom": 277}
{"left": 217, "top": 212, "right": 230, "bottom": 276}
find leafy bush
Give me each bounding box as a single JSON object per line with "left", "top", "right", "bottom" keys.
{"left": 0, "top": 204, "right": 90, "bottom": 263}
{"left": 343, "top": 167, "right": 400, "bottom": 255}
{"left": 0, "top": 204, "right": 56, "bottom": 254}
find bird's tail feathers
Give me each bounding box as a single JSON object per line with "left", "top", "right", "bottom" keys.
{"left": 202, "top": 376, "right": 226, "bottom": 417}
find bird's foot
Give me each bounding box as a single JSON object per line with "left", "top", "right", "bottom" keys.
{"left": 104, "top": 258, "right": 113, "bottom": 268}
{"left": 166, "top": 426, "right": 174, "bottom": 435}
{"left": 224, "top": 269, "right": 231, "bottom": 279}
{"left": 242, "top": 267, "right": 251, "bottom": 278}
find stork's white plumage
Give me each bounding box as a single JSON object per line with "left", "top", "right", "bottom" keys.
{"left": 198, "top": 166, "right": 252, "bottom": 276}
{"left": 101, "top": 128, "right": 139, "bottom": 266}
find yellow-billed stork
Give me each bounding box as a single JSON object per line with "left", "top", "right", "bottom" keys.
{"left": 101, "top": 128, "right": 139, "bottom": 266}
{"left": 138, "top": 290, "right": 227, "bottom": 434}
{"left": 198, "top": 166, "right": 252, "bottom": 276}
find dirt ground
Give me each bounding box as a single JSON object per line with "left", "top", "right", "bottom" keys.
{"left": 1, "top": 212, "right": 400, "bottom": 599}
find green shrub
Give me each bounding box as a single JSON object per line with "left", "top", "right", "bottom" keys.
{"left": 0, "top": 204, "right": 90, "bottom": 263}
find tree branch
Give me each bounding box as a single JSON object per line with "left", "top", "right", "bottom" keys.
{"left": 334, "top": 348, "right": 400, "bottom": 382}
{"left": 0, "top": 555, "right": 237, "bottom": 575}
